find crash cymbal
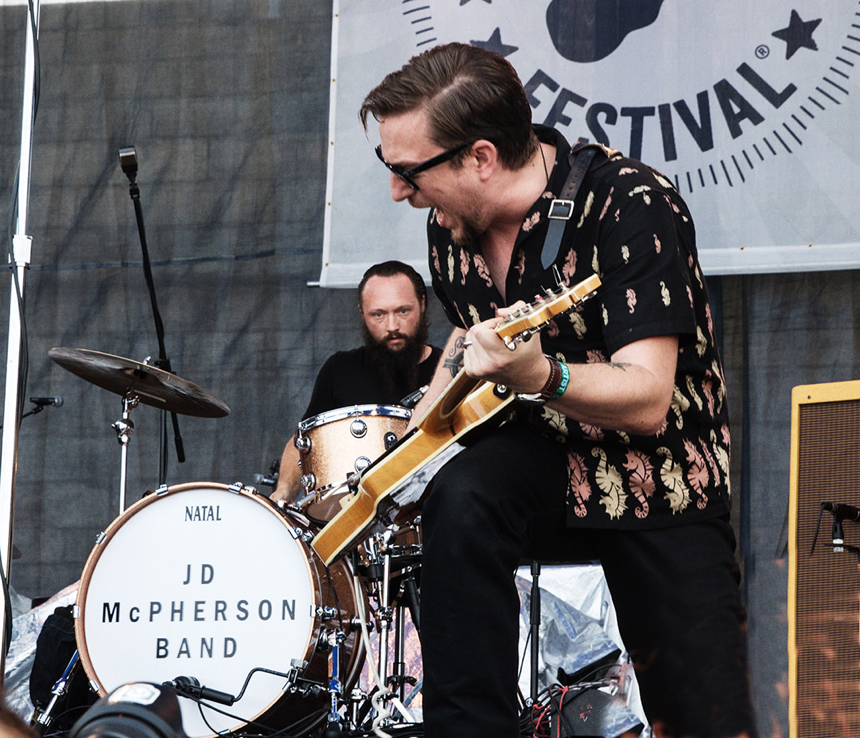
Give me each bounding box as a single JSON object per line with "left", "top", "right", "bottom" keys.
{"left": 48, "top": 347, "right": 230, "bottom": 418}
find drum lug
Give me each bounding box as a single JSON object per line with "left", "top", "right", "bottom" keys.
{"left": 155, "top": 484, "right": 169, "bottom": 496}
{"left": 300, "top": 473, "right": 316, "bottom": 491}
{"left": 354, "top": 456, "right": 372, "bottom": 473}
{"left": 314, "top": 605, "right": 339, "bottom": 621}
{"left": 227, "top": 482, "right": 245, "bottom": 494}
{"left": 288, "top": 525, "right": 314, "bottom": 544}
{"left": 95, "top": 531, "right": 107, "bottom": 546}
{"left": 295, "top": 433, "right": 311, "bottom": 454}
{"left": 349, "top": 418, "right": 368, "bottom": 438}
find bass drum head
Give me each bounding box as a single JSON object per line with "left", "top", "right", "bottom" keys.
{"left": 74, "top": 482, "right": 363, "bottom": 737}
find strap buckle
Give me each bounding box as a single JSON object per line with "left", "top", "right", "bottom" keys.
{"left": 548, "top": 198, "right": 574, "bottom": 220}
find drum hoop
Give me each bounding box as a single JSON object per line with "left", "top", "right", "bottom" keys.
{"left": 73, "top": 481, "right": 318, "bottom": 713}
{"left": 297, "top": 404, "right": 411, "bottom": 433}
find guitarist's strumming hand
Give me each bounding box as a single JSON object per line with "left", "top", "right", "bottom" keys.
{"left": 462, "top": 302, "right": 553, "bottom": 396}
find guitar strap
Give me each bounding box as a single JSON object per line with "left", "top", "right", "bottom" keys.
{"left": 540, "top": 141, "right": 608, "bottom": 270}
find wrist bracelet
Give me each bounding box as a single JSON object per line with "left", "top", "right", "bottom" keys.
{"left": 551, "top": 361, "right": 570, "bottom": 401}
{"left": 516, "top": 355, "right": 565, "bottom": 404}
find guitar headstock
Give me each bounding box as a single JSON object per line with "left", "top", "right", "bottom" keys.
{"left": 494, "top": 273, "right": 601, "bottom": 349}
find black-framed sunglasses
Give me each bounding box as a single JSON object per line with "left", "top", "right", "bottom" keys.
{"left": 374, "top": 140, "right": 474, "bottom": 191}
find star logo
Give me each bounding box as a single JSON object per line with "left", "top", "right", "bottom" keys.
{"left": 772, "top": 9, "right": 822, "bottom": 60}
{"left": 471, "top": 28, "right": 519, "bottom": 58}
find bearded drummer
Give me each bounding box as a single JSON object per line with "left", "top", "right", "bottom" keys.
{"left": 271, "top": 260, "right": 442, "bottom": 503}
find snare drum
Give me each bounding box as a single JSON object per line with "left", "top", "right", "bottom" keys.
{"left": 75, "top": 482, "right": 365, "bottom": 738}
{"left": 296, "top": 405, "right": 411, "bottom": 522}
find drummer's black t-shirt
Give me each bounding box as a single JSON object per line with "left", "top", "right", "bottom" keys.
{"left": 301, "top": 345, "right": 442, "bottom": 421}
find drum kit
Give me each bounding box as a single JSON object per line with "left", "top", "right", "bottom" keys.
{"left": 35, "top": 348, "right": 425, "bottom": 738}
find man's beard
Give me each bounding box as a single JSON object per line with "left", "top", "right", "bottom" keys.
{"left": 362, "top": 318, "right": 429, "bottom": 400}
{"left": 450, "top": 218, "right": 482, "bottom": 246}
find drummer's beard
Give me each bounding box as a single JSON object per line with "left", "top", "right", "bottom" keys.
{"left": 362, "top": 316, "right": 429, "bottom": 399}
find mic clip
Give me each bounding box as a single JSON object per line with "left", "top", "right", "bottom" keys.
{"left": 167, "top": 676, "right": 235, "bottom": 706}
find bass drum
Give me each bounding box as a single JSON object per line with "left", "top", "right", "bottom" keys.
{"left": 74, "top": 482, "right": 364, "bottom": 738}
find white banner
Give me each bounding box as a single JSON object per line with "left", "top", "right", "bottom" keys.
{"left": 320, "top": 0, "right": 860, "bottom": 287}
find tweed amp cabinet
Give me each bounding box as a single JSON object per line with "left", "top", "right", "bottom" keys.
{"left": 789, "top": 379, "right": 860, "bottom": 738}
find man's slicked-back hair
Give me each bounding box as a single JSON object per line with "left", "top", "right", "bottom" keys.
{"left": 358, "top": 260, "right": 427, "bottom": 308}
{"left": 359, "top": 42, "right": 538, "bottom": 170}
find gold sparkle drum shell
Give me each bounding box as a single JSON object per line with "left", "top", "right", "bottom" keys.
{"left": 296, "top": 405, "right": 411, "bottom": 522}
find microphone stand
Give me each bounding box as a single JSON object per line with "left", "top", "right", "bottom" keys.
{"left": 119, "top": 149, "right": 185, "bottom": 486}
{"left": 0, "top": 0, "right": 40, "bottom": 678}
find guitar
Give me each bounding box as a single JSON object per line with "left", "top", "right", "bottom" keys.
{"left": 310, "top": 273, "right": 601, "bottom": 565}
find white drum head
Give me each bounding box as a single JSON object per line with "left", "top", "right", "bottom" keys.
{"left": 75, "top": 482, "right": 319, "bottom": 737}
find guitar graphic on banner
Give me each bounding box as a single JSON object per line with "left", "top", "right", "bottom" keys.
{"left": 311, "top": 273, "right": 601, "bottom": 565}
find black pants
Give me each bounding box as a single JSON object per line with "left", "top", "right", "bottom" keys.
{"left": 419, "top": 423, "right": 757, "bottom": 738}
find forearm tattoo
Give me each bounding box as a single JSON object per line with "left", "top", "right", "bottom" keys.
{"left": 443, "top": 337, "right": 467, "bottom": 377}
{"left": 607, "top": 362, "right": 633, "bottom": 372}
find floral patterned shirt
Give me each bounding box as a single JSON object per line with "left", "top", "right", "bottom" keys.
{"left": 427, "top": 126, "right": 731, "bottom": 529}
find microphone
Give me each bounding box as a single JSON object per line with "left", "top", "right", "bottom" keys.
{"left": 399, "top": 384, "right": 428, "bottom": 409}
{"left": 29, "top": 396, "right": 63, "bottom": 408}
{"left": 822, "top": 502, "right": 860, "bottom": 522}
{"left": 167, "top": 676, "right": 235, "bottom": 706}
{"left": 118, "top": 146, "right": 138, "bottom": 184}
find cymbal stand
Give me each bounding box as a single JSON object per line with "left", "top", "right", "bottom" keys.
{"left": 111, "top": 394, "right": 139, "bottom": 515}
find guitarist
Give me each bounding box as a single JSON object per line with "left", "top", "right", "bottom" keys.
{"left": 359, "top": 44, "right": 756, "bottom": 738}
{"left": 272, "top": 260, "right": 442, "bottom": 503}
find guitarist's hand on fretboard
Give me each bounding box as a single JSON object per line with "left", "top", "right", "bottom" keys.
{"left": 462, "top": 307, "right": 552, "bottom": 396}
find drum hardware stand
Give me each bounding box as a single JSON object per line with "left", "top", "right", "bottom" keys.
{"left": 30, "top": 650, "right": 81, "bottom": 735}
{"left": 361, "top": 530, "right": 421, "bottom": 715}
{"left": 322, "top": 629, "right": 348, "bottom": 736}
{"left": 111, "top": 393, "right": 139, "bottom": 515}
{"left": 361, "top": 533, "right": 395, "bottom": 689}
{"left": 388, "top": 583, "right": 417, "bottom": 705}
{"left": 348, "top": 685, "right": 368, "bottom": 729}
{"left": 528, "top": 560, "right": 541, "bottom": 706}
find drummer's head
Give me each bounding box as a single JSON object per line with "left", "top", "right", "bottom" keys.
{"left": 358, "top": 261, "right": 428, "bottom": 353}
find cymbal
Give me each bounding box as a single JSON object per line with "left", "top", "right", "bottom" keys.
{"left": 48, "top": 347, "right": 230, "bottom": 418}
